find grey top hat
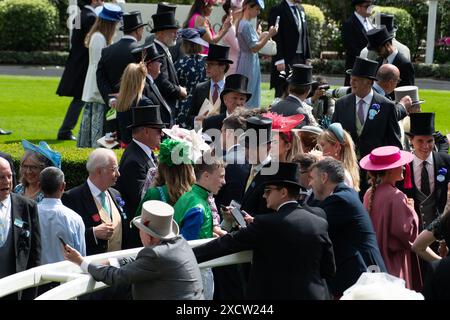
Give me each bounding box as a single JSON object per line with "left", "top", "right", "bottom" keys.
{"left": 132, "top": 200, "right": 179, "bottom": 240}
{"left": 394, "top": 86, "right": 424, "bottom": 106}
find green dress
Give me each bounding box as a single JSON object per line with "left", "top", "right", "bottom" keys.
{"left": 135, "top": 185, "right": 170, "bottom": 217}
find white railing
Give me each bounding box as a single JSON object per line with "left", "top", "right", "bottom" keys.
{"left": 0, "top": 238, "right": 252, "bottom": 300}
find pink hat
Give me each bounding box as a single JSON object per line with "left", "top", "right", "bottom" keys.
{"left": 359, "top": 146, "right": 413, "bottom": 171}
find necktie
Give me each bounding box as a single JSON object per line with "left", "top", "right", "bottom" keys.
{"left": 421, "top": 161, "right": 430, "bottom": 196}
{"left": 245, "top": 166, "right": 258, "bottom": 191}
{"left": 357, "top": 99, "right": 366, "bottom": 126}
{"left": 99, "top": 192, "right": 111, "bottom": 219}
{"left": 212, "top": 83, "right": 219, "bottom": 104}
{"left": 291, "top": 6, "right": 300, "bottom": 27}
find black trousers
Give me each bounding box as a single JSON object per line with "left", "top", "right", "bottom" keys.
{"left": 58, "top": 98, "right": 84, "bottom": 136}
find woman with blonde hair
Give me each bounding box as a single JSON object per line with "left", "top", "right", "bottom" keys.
{"left": 78, "top": 4, "right": 123, "bottom": 147}
{"left": 318, "top": 122, "right": 360, "bottom": 191}
{"left": 115, "top": 62, "right": 152, "bottom": 146}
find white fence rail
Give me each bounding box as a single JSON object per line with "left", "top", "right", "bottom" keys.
{"left": 0, "top": 238, "right": 252, "bottom": 300}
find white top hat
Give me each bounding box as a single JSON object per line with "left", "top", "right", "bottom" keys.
{"left": 132, "top": 200, "right": 179, "bottom": 240}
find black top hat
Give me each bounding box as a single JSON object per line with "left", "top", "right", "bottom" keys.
{"left": 220, "top": 74, "right": 252, "bottom": 102}
{"left": 157, "top": 2, "right": 177, "bottom": 13}
{"left": 366, "top": 26, "right": 394, "bottom": 51}
{"left": 132, "top": 41, "right": 165, "bottom": 63}
{"left": 240, "top": 116, "right": 273, "bottom": 147}
{"left": 406, "top": 113, "right": 435, "bottom": 136}
{"left": 352, "top": 0, "right": 374, "bottom": 6}
{"left": 262, "top": 162, "right": 301, "bottom": 189}
{"left": 206, "top": 44, "right": 234, "bottom": 64}
{"left": 380, "top": 13, "right": 397, "bottom": 34}
{"left": 151, "top": 12, "right": 179, "bottom": 33}
{"left": 127, "top": 105, "right": 166, "bottom": 129}
{"left": 120, "top": 11, "right": 147, "bottom": 33}
{"left": 346, "top": 57, "right": 378, "bottom": 80}
{"left": 287, "top": 64, "right": 316, "bottom": 86}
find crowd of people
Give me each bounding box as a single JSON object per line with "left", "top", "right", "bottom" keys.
{"left": 1, "top": 0, "right": 450, "bottom": 301}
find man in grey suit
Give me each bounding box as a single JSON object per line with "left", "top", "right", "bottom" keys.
{"left": 64, "top": 200, "right": 204, "bottom": 300}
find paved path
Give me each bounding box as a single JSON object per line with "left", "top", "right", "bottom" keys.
{"left": 1, "top": 65, "right": 449, "bottom": 90}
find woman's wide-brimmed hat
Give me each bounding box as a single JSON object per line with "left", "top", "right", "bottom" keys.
{"left": 98, "top": 3, "right": 123, "bottom": 22}
{"left": 179, "top": 28, "right": 209, "bottom": 48}
{"left": 21, "top": 140, "right": 61, "bottom": 168}
{"left": 359, "top": 146, "right": 413, "bottom": 171}
{"left": 132, "top": 200, "right": 179, "bottom": 240}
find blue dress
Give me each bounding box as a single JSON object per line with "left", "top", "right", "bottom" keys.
{"left": 174, "top": 54, "right": 206, "bottom": 127}
{"left": 236, "top": 19, "right": 260, "bottom": 108}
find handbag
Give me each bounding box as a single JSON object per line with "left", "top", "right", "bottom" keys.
{"left": 259, "top": 39, "right": 277, "bottom": 56}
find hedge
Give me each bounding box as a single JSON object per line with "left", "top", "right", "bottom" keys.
{"left": 0, "top": 143, "right": 124, "bottom": 190}
{"left": 260, "top": 59, "right": 450, "bottom": 80}
{"left": 0, "top": 51, "right": 68, "bottom": 65}
{"left": 0, "top": 0, "right": 58, "bottom": 51}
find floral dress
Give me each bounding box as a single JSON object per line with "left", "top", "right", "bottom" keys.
{"left": 174, "top": 54, "right": 206, "bottom": 127}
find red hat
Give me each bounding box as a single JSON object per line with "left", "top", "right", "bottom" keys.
{"left": 262, "top": 112, "right": 304, "bottom": 133}
{"left": 359, "top": 146, "right": 413, "bottom": 171}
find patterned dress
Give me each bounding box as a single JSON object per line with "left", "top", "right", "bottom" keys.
{"left": 236, "top": 19, "right": 260, "bottom": 108}
{"left": 174, "top": 54, "right": 206, "bottom": 127}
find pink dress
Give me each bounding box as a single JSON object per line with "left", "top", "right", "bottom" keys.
{"left": 363, "top": 183, "right": 421, "bottom": 290}
{"left": 221, "top": 24, "right": 239, "bottom": 75}
{"left": 188, "top": 13, "right": 214, "bottom": 55}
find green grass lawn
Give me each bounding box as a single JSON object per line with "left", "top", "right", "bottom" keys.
{"left": 0, "top": 75, "right": 449, "bottom": 147}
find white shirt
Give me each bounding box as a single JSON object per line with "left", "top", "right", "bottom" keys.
{"left": 38, "top": 198, "right": 86, "bottom": 264}
{"left": 209, "top": 79, "right": 225, "bottom": 98}
{"left": 355, "top": 89, "right": 374, "bottom": 123}
{"left": 133, "top": 138, "right": 156, "bottom": 166}
{"left": 354, "top": 12, "right": 373, "bottom": 32}
{"left": 413, "top": 153, "right": 434, "bottom": 195}
{"left": 122, "top": 35, "right": 138, "bottom": 42}
{"left": 385, "top": 48, "right": 399, "bottom": 64}
{"left": 87, "top": 178, "right": 111, "bottom": 214}
{"left": 0, "top": 195, "right": 11, "bottom": 246}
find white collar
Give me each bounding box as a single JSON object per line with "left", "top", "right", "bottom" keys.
{"left": 122, "top": 35, "right": 138, "bottom": 42}
{"left": 133, "top": 138, "right": 154, "bottom": 161}
{"left": 355, "top": 89, "right": 374, "bottom": 105}
{"left": 277, "top": 200, "right": 298, "bottom": 211}
{"left": 354, "top": 12, "right": 369, "bottom": 26}
{"left": 0, "top": 195, "right": 11, "bottom": 210}
{"left": 386, "top": 48, "right": 399, "bottom": 64}
{"left": 413, "top": 152, "right": 433, "bottom": 168}
{"left": 154, "top": 39, "right": 169, "bottom": 52}
{"left": 254, "top": 155, "right": 272, "bottom": 172}
{"left": 146, "top": 74, "right": 154, "bottom": 83}
{"left": 211, "top": 79, "right": 225, "bottom": 90}
{"left": 285, "top": 0, "right": 296, "bottom": 7}
{"left": 84, "top": 5, "right": 96, "bottom": 14}
{"left": 87, "top": 178, "right": 104, "bottom": 197}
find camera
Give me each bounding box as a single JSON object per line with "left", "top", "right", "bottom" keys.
{"left": 325, "top": 86, "right": 352, "bottom": 99}
{"left": 318, "top": 84, "right": 330, "bottom": 91}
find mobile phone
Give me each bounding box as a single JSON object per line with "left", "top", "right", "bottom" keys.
{"left": 229, "top": 200, "right": 246, "bottom": 227}
{"left": 58, "top": 237, "right": 66, "bottom": 247}
{"left": 275, "top": 16, "right": 280, "bottom": 28}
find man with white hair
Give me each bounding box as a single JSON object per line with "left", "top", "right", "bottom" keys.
{"left": 62, "top": 148, "right": 127, "bottom": 256}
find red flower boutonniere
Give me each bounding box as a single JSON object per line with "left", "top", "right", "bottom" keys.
{"left": 91, "top": 213, "right": 101, "bottom": 223}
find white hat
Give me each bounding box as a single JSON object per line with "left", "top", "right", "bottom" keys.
{"left": 394, "top": 86, "right": 424, "bottom": 106}
{"left": 132, "top": 200, "right": 179, "bottom": 240}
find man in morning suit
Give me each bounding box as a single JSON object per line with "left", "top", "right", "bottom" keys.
{"left": 56, "top": 0, "right": 100, "bottom": 141}
{"left": 152, "top": 12, "right": 187, "bottom": 123}
{"left": 189, "top": 43, "right": 233, "bottom": 129}
{"left": 64, "top": 200, "right": 204, "bottom": 300}
{"left": 342, "top": 0, "right": 375, "bottom": 86}
{"left": 309, "top": 158, "right": 386, "bottom": 297}
{"left": 271, "top": 63, "right": 317, "bottom": 126}
{"left": 96, "top": 11, "right": 146, "bottom": 107}
{"left": 62, "top": 148, "right": 126, "bottom": 255}
{"left": 268, "top": 0, "right": 311, "bottom": 98}
{"left": 132, "top": 42, "right": 173, "bottom": 126}
{"left": 194, "top": 162, "right": 335, "bottom": 299}
{"left": 332, "top": 57, "right": 402, "bottom": 159}
{"left": 366, "top": 26, "right": 415, "bottom": 90}
{"left": 202, "top": 73, "right": 252, "bottom": 133}
{"left": 116, "top": 106, "right": 165, "bottom": 248}
{"left": 401, "top": 113, "right": 450, "bottom": 231}
{"left": 0, "top": 157, "right": 41, "bottom": 300}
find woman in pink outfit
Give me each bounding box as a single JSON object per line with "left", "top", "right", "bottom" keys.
{"left": 221, "top": 0, "right": 243, "bottom": 74}
{"left": 184, "top": 0, "right": 232, "bottom": 54}
{"left": 360, "top": 146, "right": 422, "bottom": 290}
